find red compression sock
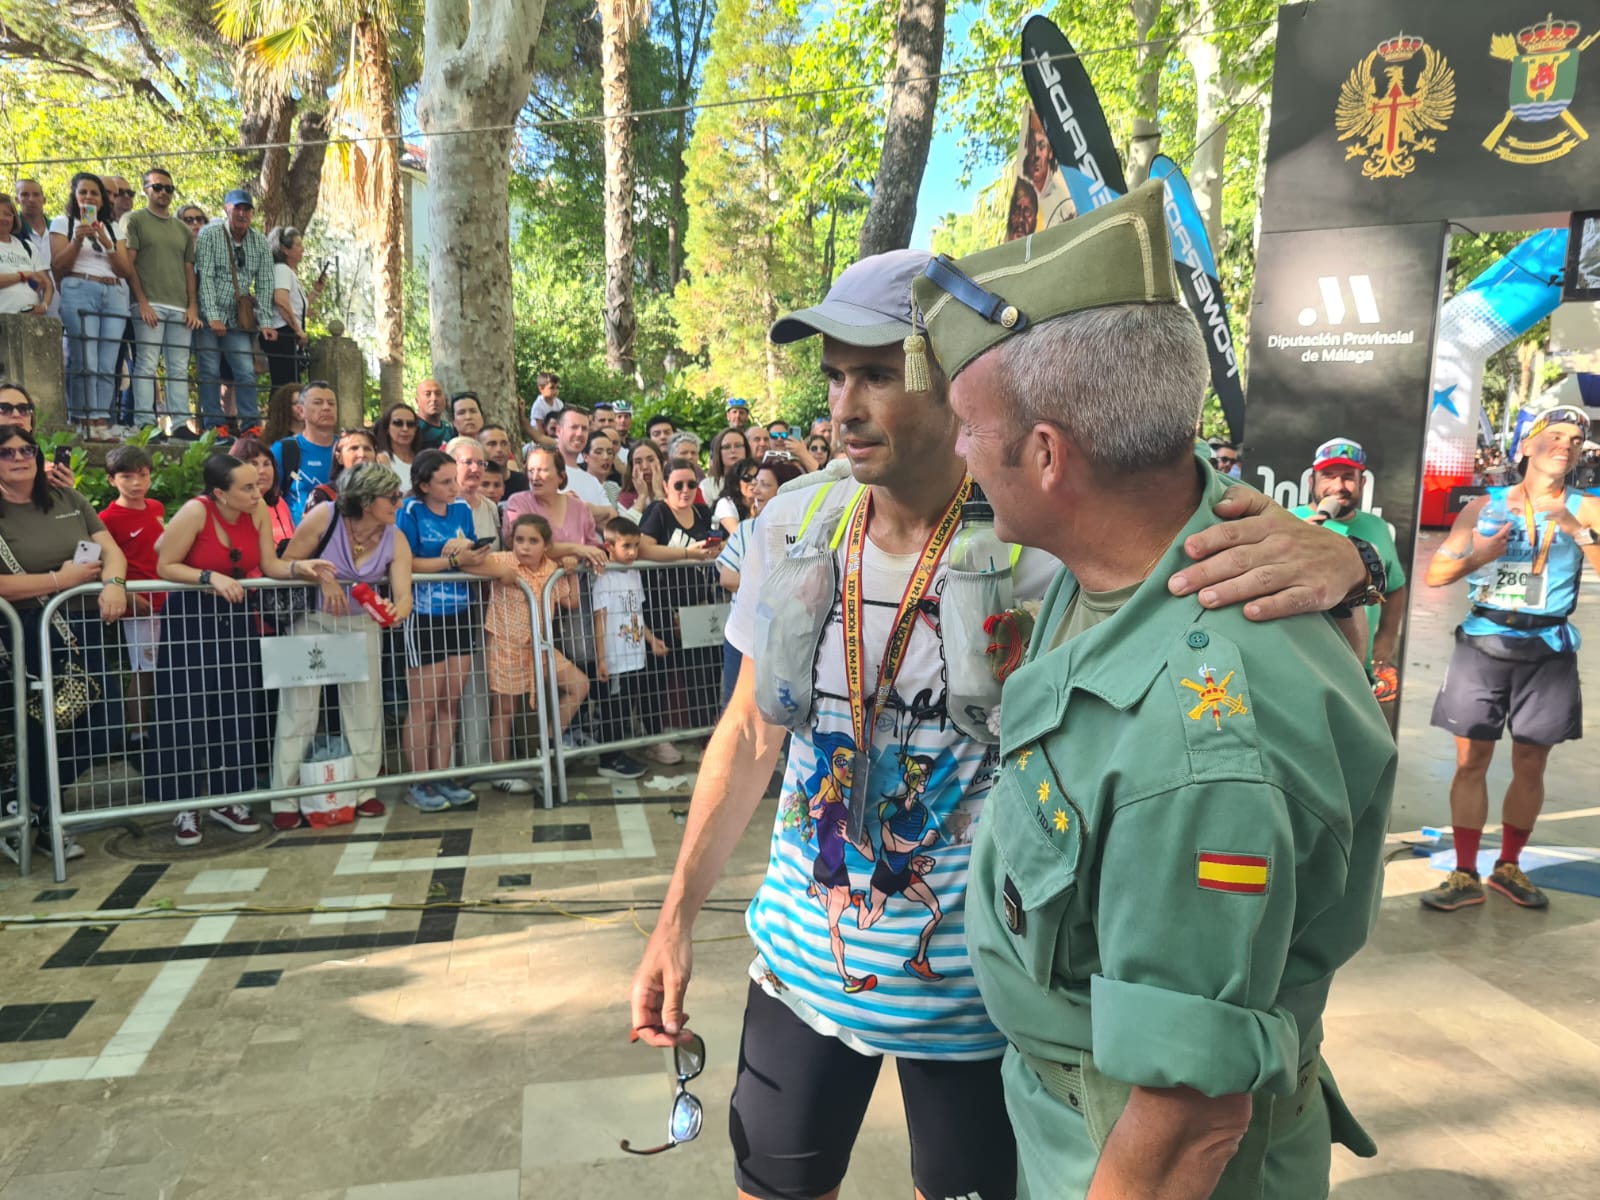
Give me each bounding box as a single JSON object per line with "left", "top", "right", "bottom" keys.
{"left": 1452, "top": 826, "right": 1483, "bottom": 876}
{"left": 1498, "top": 823, "right": 1533, "bottom": 866}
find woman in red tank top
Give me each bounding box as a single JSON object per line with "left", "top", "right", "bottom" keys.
{"left": 145, "top": 454, "right": 335, "bottom": 849}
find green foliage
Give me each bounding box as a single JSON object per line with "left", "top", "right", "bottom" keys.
{"left": 37, "top": 428, "right": 223, "bottom": 510}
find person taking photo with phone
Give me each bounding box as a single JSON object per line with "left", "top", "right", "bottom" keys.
{"left": 50, "top": 172, "right": 131, "bottom": 438}
{"left": 263, "top": 226, "right": 324, "bottom": 388}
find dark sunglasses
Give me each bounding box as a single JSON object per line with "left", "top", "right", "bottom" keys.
{"left": 147, "top": 183, "right": 176, "bottom": 194}
{"left": 0, "top": 445, "right": 37, "bottom": 462}
{"left": 669, "top": 480, "right": 698, "bottom": 492}
{"left": 114, "top": 188, "right": 135, "bottom": 199}
{"left": 234, "top": 248, "right": 247, "bottom": 269}
{"left": 389, "top": 417, "right": 417, "bottom": 428}
{"left": 182, "top": 215, "right": 206, "bottom": 225}
{"left": 620, "top": 1034, "right": 704, "bottom": 1156}
{"left": 0, "top": 402, "right": 35, "bottom": 417}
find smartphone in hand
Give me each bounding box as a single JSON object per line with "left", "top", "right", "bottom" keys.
{"left": 54, "top": 446, "right": 73, "bottom": 467}
{"left": 470, "top": 536, "right": 495, "bottom": 551}
{"left": 73, "top": 539, "right": 102, "bottom": 565}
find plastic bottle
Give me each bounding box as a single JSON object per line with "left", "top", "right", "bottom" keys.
{"left": 950, "top": 484, "right": 1013, "bottom": 576}
{"left": 351, "top": 582, "right": 396, "bottom": 627}
{"left": 1465, "top": 497, "right": 1510, "bottom": 591}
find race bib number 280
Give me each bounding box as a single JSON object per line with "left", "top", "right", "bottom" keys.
{"left": 1478, "top": 564, "right": 1546, "bottom": 611}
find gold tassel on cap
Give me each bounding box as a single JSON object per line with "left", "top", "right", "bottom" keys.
{"left": 903, "top": 299, "right": 930, "bottom": 393}
{"left": 902, "top": 334, "right": 930, "bottom": 393}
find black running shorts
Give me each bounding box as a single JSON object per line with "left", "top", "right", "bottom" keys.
{"left": 729, "top": 979, "right": 1016, "bottom": 1200}
{"left": 1430, "top": 634, "right": 1582, "bottom": 745}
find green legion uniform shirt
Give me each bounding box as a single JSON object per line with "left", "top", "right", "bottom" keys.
{"left": 1288, "top": 506, "right": 1406, "bottom": 672}
{"left": 967, "top": 464, "right": 1396, "bottom": 1200}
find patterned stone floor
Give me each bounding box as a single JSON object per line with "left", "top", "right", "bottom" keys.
{"left": 0, "top": 529, "right": 1596, "bottom": 1199}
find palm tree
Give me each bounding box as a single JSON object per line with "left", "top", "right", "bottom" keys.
{"left": 215, "top": 0, "right": 413, "bottom": 407}
{"left": 600, "top": 0, "right": 650, "bottom": 378}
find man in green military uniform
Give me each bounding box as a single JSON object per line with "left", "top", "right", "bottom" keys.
{"left": 1292, "top": 437, "right": 1409, "bottom": 703}
{"left": 914, "top": 182, "right": 1398, "bottom": 1199}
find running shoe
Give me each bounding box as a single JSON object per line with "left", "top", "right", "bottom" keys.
{"left": 597, "top": 753, "right": 646, "bottom": 780}
{"left": 647, "top": 740, "right": 684, "bottom": 766}
{"left": 404, "top": 784, "right": 450, "bottom": 813}
{"left": 174, "top": 811, "right": 202, "bottom": 847}
{"left": 1419, "top": 869, "right": 1485, "bottom": 912}
{"left": 1487, "top": 862, "right": 1549, "bottom": 909}
{"left": 434, "top": 779, "right": 477, "bottom": 806}
{"left": 271, "top": 812, "right": 303, "bottom": 832}
{"left": 842, "top": 974, "right": 878, "bottom": 994}
{"left": 904, "top": 958, "right": 943, "bottom": 982}
{"left": 209, "top": 804, "right": 261, "bottom": 834}
{"left": 355, "top": 798, "right": 387, "bottom": 818}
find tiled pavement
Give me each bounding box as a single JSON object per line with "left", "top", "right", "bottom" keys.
{"left": 0, "top": 528, "right": 1596, "bottom": 1198}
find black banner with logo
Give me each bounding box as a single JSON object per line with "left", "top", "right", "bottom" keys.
{"left": 1245, "top": 221, "right": 1449, "bottom": 580}
{"left": 1020, "top": 16, "right": 1127, "bottom": 207}
{"left": 1263, "top": 0, "right": 1600, "bottom": 233}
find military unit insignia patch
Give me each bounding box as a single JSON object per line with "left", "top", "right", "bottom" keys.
{"left": 1196, "top": 852, "right": 1270, "bottom": 895}
{"left": 1335, "top": 32, "right": 1456, "bottom": 179}
{"left": 1180, "top": 665, "right": 1249, "bottom": 729}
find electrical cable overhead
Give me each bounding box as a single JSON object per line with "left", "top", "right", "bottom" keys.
{"left": 0, "top": 17, "right": 1277, "bottom": 171}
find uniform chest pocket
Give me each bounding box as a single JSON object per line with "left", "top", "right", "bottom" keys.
{"left": 985, "top": 744, "right": 1084, "bottom": 987}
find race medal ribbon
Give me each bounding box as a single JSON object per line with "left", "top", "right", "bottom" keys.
{"left": 1520, "top": 494, "right": 1557, "bottom": 610}
{"left": 840, "top": 477, "right": 971, "bottom": 840}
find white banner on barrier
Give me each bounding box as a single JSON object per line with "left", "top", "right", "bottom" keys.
{"left": 677, "top": 602, "right": 732, "bottom": 650}
{"left": 260, "top": 634, "right": 371, "bottom": 689}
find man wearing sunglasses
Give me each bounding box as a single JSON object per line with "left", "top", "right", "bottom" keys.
{"left": 194, "top": 188, "right": 276, "bottom": 431}
{"left": 631, "top": 236, "right": 1377, "bottom": 1200}
{"left": 124, "top": 168, "right": 200, "bottom": 437}
{"left": 1293, "top": 438, "right": 1408, "bottom": 702}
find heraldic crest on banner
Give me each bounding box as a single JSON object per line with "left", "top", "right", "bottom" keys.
{"left": 1483, "top": 16, "right": 1599, "bottom": 164}
{"left": 1336, "top": 32, "right": 1456, "bottom": 180}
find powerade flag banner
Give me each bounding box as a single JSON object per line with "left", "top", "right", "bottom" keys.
{"left": 1020, "top": 16, "right": 1125, "bottom": 219}
{"left": 1149, "top": 155, "right": 1246, "bottom": 443}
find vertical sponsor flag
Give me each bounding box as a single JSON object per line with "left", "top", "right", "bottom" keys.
{"left": 1020, "top": 14, "right": 1247, "bottom": 443}
{"left": 1149, "top": 155, "right": 1246, "bottom": 443}
{"left": 1020, "top": 16, "right": 1126, "bottom": 219}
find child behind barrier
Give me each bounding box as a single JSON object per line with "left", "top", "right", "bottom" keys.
{"left": 98, "top": 444, "right": 165, "bottom": 741}
{"left": 483, "top": 513, "right": 588, "bottom": 794}
{"left": 592, "top": 518, "right": 668, "bottom": 780}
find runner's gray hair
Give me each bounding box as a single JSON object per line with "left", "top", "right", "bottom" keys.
{"left": 996, "top": 303, "right": 1206, "bottom": 472}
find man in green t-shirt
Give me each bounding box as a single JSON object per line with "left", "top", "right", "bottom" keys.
{"left": 124, "top": 167, "right": 200, "bottom": 434}
{"left": 1291, "top": 438, "right": 1408, "bottom": 702}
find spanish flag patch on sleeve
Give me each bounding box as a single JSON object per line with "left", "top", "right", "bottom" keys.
{"left": 1196, "top": 852, "right": 1270, "bottom": 895}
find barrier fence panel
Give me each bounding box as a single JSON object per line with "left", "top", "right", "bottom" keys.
{"left": 542, "top": 559, "right": 731, "bottom": 799}
{"left": 36, "top": 572, "right": 552, "bottom": 881}
{"left": 0, "top": 596, "right": 32, "bottom": 875}
{"left": 56, "top": 318, "right": 301, "bottom": 433}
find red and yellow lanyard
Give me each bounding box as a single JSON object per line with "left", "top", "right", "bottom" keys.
{"left": 839, "top": 477, "right": 970, "bottom": 832}
{"left": 1523, "top": 494, "right": 1557, "bottom": 577}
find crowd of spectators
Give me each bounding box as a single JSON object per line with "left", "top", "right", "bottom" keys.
{"left": 1, "top": 171, "right": 324, "bottom": 441}
{"left": 0, "top": 364, "right": 837, "bottom": 865}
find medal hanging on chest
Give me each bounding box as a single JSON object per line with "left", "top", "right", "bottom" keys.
{"left": 839, "top": 478, "right": 970, "bottom": 841}
{"left": 1519, "top": 495, "right": 1557, "bottom": 611}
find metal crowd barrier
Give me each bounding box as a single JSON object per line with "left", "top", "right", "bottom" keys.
{"left": 0, "top": 596, "right": 32, "bottom": 875}
{"left": 541, "top": 559, "right": 732, "bottom": 799}
{"left": 35, "top": 572, "right": 554, "bottom": 881}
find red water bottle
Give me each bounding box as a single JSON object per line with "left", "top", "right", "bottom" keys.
{"left": 351, "top": 582, "right": 396, "bottom": 627}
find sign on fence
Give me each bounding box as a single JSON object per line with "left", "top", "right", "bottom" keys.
{"left": 260, "top": 634, "right": 371, "bottom": 689}
{"left": 677, "top": 602, "right": 732, "bottom": 650}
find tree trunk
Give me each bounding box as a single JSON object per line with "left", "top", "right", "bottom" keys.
{"left": 281, "top": 109, "right": 330, "bottom": 230}
{"left": 669, "top": 107, "right": 686, "bottom": 290}
{"left": 418, "top": 0, "right": 547, "bottom": 432}
{"left": 356, "top": 19, "right": 406, "bottom": 410}
{"left": 857, "top": 0, "right": 945, "bottom": 258}
{"left": 1183, "top": 24, "right": 1227, "bottom": 254}
{"left": 242, "top": 91, "right": 329, "bottom": 233}
{"left": 1126, "top": 0, "right": 1166, "bottom": 187}
{"left": 600, "top": 0, "right": 639, "bottom": 378}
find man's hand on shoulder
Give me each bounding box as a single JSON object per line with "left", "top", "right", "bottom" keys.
{"left": 1168, "top": 485, "right": 1364, "bottom": 621}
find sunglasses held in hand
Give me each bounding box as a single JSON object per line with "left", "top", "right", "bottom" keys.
{"left": 620, "top": 1032, "right": 705, "bottom": 1156}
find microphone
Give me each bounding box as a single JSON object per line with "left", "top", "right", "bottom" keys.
{"left": 1310, "top": 496, "right": 1343, "bottom": 523}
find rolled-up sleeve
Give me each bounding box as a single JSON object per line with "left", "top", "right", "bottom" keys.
{"left": 1089, "top": 781, "right": 1310, "bottom": 1098}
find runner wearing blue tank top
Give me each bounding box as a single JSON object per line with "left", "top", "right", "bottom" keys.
{"left": 1423, "top": 404, "right": 1600, "bottom": 913}
{"left": 625, "top": 250, "right": 1375, "bottom": 1200}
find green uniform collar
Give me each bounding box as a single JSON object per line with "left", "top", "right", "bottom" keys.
{"left": 1025, "top": 457, "right": 1229, "bottom": 712}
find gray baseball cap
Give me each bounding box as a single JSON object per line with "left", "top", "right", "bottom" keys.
{"left": 769, "top": 248, "right": 931, "bottom": 347}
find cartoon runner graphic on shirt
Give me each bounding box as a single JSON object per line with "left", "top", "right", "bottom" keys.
{"left": 798, "top": 730, "right": 879, "bottom": 994}
{"left": 854, "top": 753, "right": 945, "bottom": 981}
